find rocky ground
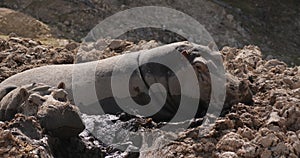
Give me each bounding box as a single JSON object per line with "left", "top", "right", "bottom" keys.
{"left": 0, "top": 0, "right": 300, "bottom": 65}
{"left": 0, "top": 36, "right": 299, "bottom": 158}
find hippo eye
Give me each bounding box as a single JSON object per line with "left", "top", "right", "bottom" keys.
{"left": 195, "top": 65, "right": 201, "bottom": 70}
{"left": 195, "top": 63, "right": 207, "bottom": 72}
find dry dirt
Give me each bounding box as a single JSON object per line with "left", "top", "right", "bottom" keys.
{"left": 0, "top": 8, "right": 52, "bottom": 38}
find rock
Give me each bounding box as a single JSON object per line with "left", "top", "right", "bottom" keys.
{"left": 219, "top": 151, "right": 238, "bottom": 158}
{"left": 0, "top": 38, "right": 10, "bottom": 51}
{"left": 271, "top": 142, "right": 288, "bottom": 156}
{"left": 216, "top": 132, "right": 244, "bottom": 151}
{"left": 37, "top": 101, "right": 85, "bottom": 139}
{"left": 264, "top": 59, "right": 287, "bottom": 69}
{"left": 128, "top": 40, "right": 160, "bottom": 52}
{"left": 108, "top": 39, "right": 133, "bottom": 53}
{"left": 266, "top": 111, "right": 282, "bottom": 125}
{"left": 260, "top": 149, "right": 272, "bottom": 158}
{"left": 225, "top": 74, "right": 253, "bottom": 108}
{"left": 291, "top": 78, "right": 300, "bottom": 89}
{"left": 237, "top": 142, "right": 260, "bottom": 158}
{"left": 258, "top": 133, "right": 278, "bottom": 148}
{"left": 235, "top": 46, "right": 262, "bottom": 68}
{"left": 237, "top": 127, "right": 255, "bottom": 140}
{"left": 283, "top": 77, "right": 293, "bottom": 87}
{"left": 65, "top": 42, "right": 79, "bottom": 51}
{"left": 214, "top": 118, "right": 234, "bottom": 131}
{"left": 293, "top": 142, "right": 300, "bottom": 155}
{"left": 292, "top": 88, "right": 300, "bottom": 96}
{"left": 282, "top": 105, "right": 300, "bottom": 131}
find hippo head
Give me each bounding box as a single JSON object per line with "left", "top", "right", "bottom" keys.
{"left": 138, "top": 42, "right": 253, "bottom": 121}
{"left": 178, "top": 43, "right": 254, "bottom": 117}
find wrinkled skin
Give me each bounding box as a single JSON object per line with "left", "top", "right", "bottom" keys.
{"left": 0, "top": 42, "right": 253, "bottom": 122}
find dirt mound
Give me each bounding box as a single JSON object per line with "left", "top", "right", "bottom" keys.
{"left": 0, "top": 8, "right": 53, "bottom": 38}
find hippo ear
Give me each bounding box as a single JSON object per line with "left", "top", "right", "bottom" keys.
{"left": 19, "top": 88, "right": 29, "bottom": 99}
{"left": 57, "top": 82, "right": 66, "bottom": 89}
{"left": 181, "top": 50, "right": 189, "bottom": 58}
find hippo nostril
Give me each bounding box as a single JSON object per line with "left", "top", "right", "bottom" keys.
{"left": 133, "top": 87, "right": 140, "bottom": 93}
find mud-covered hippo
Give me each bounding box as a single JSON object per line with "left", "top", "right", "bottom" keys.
{"left": 0, "top": 42, "right": 253, "bottom": 122}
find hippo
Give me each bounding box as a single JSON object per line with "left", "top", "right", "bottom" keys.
{"left": 0, "top": 41, "right": 253, "bottom": 122}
